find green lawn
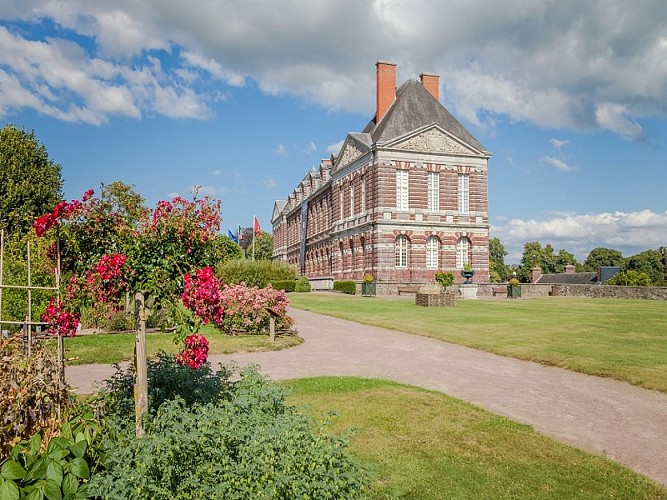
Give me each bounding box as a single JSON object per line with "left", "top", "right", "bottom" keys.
{"left": 52, "top": 324, "right": 302, "bottom": 365}
{"left": 288, "top": 294, "right": 667, "bottom": 392}
{"left": 285, "top": 377, "right": 666, "bottom": 499}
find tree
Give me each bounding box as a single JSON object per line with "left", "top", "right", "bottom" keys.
{"left": 0, "top": 124, "right": 63, "bottom": 241}
{"left": 583, "top": 247, "right": 624, "bottom": 271}
{"left": 252, "top": 232, "right": 273, "bottom": 261}
{"left": 214, "top": 234, "right": 243, "bottom": 263}
{"left": 518, "top": 242, "right": 576, "bottom": 282}
{"left": 624, "top": 249, "right": 666, "bottom": 286}
{"left": 488, "top": 237, "right": 509, "bottom": 282}
{"left": 606, "top": 270, "right": 652, "bottom": 287}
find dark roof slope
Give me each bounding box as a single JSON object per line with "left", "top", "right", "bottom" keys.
{"left": 362, "top": 79, "right": 488, "bottom": 153}
{"left": 536, "top": 272, "right": 598, "bottom": 285}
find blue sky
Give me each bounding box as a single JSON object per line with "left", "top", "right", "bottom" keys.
{"left": 1, "top": 1, "right": 666, "bottom": 263}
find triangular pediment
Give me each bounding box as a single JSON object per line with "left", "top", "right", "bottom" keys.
{"left": 271, "top": 200, "right": 287, "bottom": 223}
{"left": 387, "top": 125, "right": 484, "bottom": 156}
{"left": 333, "top": 134, "right": 371, "bottom": 172}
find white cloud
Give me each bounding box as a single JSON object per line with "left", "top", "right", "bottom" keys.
{"left": 263, "top": 177, "right": 278, "bottom": 188}
{"left": 300, "top": 141, "right": 317, "bottom": 154}
{"left": 492, "top": 209, "right": 667, "bottom": 263}
{"left": 541, "top": 156, "right": 577, "bottom": 173}
{"left": 212, "top": 169, "right": 222, "bottom": 176}
{"left": 550, "top": 138, "right": 570, "bottom": 149}
{"left": 327, "top": 140, "right": 344, "bottom": 154}
{"left": 274, "top": 143, "right": 286, "bottom": 155}
{"left": 2, "top": 1, "right": 667, "bottom": 137}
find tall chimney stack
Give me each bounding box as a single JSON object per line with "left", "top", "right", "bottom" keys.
{"left": 420, "top": 72, "right": 439, "bottom": 101}
{"left": 376, "top": 61, "right": 396, "bottom": 123}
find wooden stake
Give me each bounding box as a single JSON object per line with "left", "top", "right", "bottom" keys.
{"left": 134, "top": 292, "right": 148, "bottom": 437}
{"left": 269, "top": 316, "right": 275, "bottom": 342}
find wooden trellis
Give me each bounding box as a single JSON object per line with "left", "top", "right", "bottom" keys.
{"left": 0, "top": 229, "right": 65, "bottom": 385}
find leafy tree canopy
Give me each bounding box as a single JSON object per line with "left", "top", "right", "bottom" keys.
{"left": 624, "top": 248, "right": 666, "bottom": 286}
{"left": 252, "top": 232, "right": 273, "bottom": 261}
{"left": 489, "top": 237, "right": 509, "bottom": 282}
{"left": 583, "top": 247, "right": 624, "bottom": 271}
{"left": 518, "top": 241, "right": 576, "bottom": 282}
{"left": 0, "top": 124, "right": 63, "bottom": 242}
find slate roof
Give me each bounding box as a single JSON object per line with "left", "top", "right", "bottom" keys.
{"left": 362, "top": 79, "right": 489, "bottom": 153}
{"left": 536, "top": 272, "right": 598, "bottom": 285}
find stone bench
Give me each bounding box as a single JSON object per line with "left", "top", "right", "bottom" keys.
{"left": 398, "top": 285, "right": 421, "bottom": 295}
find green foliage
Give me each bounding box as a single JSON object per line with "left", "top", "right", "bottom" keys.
{"left": 434, "top": 271, "right": 454, "bottom": 287}
{"left": 96, "top": 352, "right": 233, "bottom": 427}
{"left": 213, "top": 234, "right": 243, "bottom": 263}
{"left": 489, "top": 238, "right": 509, "bottom": 282}
{"left": 267, "top": 280, "right": 296, "bottom": 292}
{"left": 0, "top": 334, "right": 71, "bottom": 461}
{"left": 90, "top": 365, "right": 368, "bottom": 499}
{"left": 295, "top": 276, "right": 311, "bottom": 292}
{"left": 0, "top": 254, "right": 54, "bottom": 326}
{"left": 518, "top": 242, "right": 577, "bottom": 282}
{"left": 0, "top": 124, "right": 63, "bottom": 241}
{"left": 624, "top": 248, "right": 666, "bottom": 286}
{"left": 251, "top": 232, "right": 274, "bottom": 261}
{"left": 0, "top": 409, "right": 102, "bottom": 500}
{"left": 333, "top": 281, "right": 357, "bottom": 294}
{"left": 216, "top": 259, "right": 297, "bottom": 288}
{"left": 606, "top": 270, "right": 652, "bottom": 287}
{"left": 583, "top": 247, "right": 624, "bottom": 271}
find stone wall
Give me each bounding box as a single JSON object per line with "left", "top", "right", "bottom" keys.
{"left": 475, "top": 283, "right": 667, "bottom": 300}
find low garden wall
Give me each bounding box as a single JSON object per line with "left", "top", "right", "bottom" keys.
{"left": 476, "top": 283, "right": 667, "bottom": 300}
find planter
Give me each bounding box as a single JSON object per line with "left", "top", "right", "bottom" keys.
{"left": 362, "top": 282, "right": 376, "bottom": 297}
{"left": 507, "top": 285, "right": 522, "bottom": 298}
{"left": 461, "top": 269, "right": 475, "bottom": 284}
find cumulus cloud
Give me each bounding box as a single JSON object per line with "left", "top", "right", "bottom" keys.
{"left": 274, "top": 144, "right": 286, "bottom": 155}
{"left": 263, "top": 177, "right": 278, "bottom": 188}
{"left": 541, "top": 156, "right": 577, "bottom": 173}
{"left": 212, "top": 169, "right": 222, "bottom": 176}
{"left": 550, "top": 138, "right": 570, "bottom": 149}
{"left": 492, "top": 209, "right": 667, "bottom": 262}
{"left": 2, "top": 0, "right": 667, "bottom": 136}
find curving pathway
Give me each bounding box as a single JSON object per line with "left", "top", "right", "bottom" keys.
{"left": 66, "top": 308, "right": 667, "bottom": 487}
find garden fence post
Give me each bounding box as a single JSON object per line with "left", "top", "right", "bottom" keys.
{"left": 134, "top": 292, "right": 148, "bottom": 437}
{"left": 270, "top": 316, "right": 275, "bottom": 342}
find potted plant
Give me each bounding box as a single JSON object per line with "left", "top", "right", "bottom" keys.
{"left": 461, "top": 263, "right": 475, "bottom": 284}
{"left": 507, "top": 277, "right": 521, "bottom": 298}
{"left": 361, "top": 274, "right": 376, "bottom": 297}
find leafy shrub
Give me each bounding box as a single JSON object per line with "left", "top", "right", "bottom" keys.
{"left": 606, "top": 270, "right": 652, "bottom": 286}
{"left": 295, "top": 276, "right": 311, "bottom": 292}
{"left": 0, "top": 410, "right": 102, "bottom": 500}
{"left": 434, "top": 271, "right": 454, "bottom": 287}
{"left": 267, "top": 280, "right": 296, "bottom": 292}
{"left": 0, "top": 257, "right": 52, "bottom": 327}
{"left": 334, "top": 281, "right": 357, "bottom": 295}
{"left": 96, "top": 352, "right": 233, "bottom": 427}
{"left": 216, "top": 259, "right": 296, "bottom": 288}
{"left": 0, "top": 334, "right": 71, "bottom": 460}
{"left": 89, "top": 366, "right": 369, "bottom": 499}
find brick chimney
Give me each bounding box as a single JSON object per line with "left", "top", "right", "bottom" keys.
{"left": 420, "top": 72, "right": 439, "bottom": 101}
{"left": 376, "top": 61, "right": 396, "bottom": 123}
{"left": 565, "top": 265, "right": 576, "bottom": 274}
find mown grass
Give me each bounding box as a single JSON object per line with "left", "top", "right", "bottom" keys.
{"left": 288, "top": 293, "right": 667, "bottom": 392}
{"left": 51, "top": 323, "right": 302, "bottom": 365}
{"left": 285, "top": 376, "right": 667, "bottom": 499}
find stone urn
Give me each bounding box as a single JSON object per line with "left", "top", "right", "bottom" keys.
{"left": 461, "top": 268, "right": 475, "bottom": 284}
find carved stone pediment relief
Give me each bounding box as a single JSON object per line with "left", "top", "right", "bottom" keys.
{"left": 393, "top": 128, "right": 473, "bottom": 155}
{"left": 337, "top": 141, "right": 366, "bottom": 168}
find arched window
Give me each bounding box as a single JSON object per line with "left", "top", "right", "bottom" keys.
{"left": 395, "top": 235, "right": 408, "bottom": 268}
{"left": 456, "top": 237, "right": 471, "bottom": 269}
{"left": 426, "top": 236, "right": 439, "bottom": 269}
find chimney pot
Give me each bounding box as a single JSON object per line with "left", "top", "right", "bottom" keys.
{"left": 376, "top": 61, "right": 396, "bottom": 123}
{"left": 420, "top": 72, "right": 440, "bottom": 101}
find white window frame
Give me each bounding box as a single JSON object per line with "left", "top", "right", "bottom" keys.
{"left": 426, "top": 236, "right": 439, "bottom": 269}
{"left": 349, "top": 182, "right": 355, "bottom": 216}
{"left": 428, "top": 172, "right": 439, "bottom": 212}
{"left": 361, "top": 175, "right": 366, "bottom": 212}
{"left": 458, "top": 173, "right": 469, "bottom": 214}
{"left": 396, "top": 169, "right": 408, "bottom": 211}
{"left": 395, "top": 235, "right": 408, "bottom": 268}
{"left": 456, "top": 237, "right": 470, "bottom": 270}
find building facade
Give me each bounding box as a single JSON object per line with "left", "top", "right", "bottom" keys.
{"left": 272, "top": 62, "right": 491, "bottom": 289}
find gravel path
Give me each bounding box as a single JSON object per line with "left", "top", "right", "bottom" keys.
{"left": 66, "top": 308, "right": 667, "bottom": 486}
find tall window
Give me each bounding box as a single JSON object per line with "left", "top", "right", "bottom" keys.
{"left": 339, "top": 186, "right": 344, "bottom": 220}
{"left": 361, "top": 175, "right": 366, "bottom": 212}
{"left": 456, "top": 237, "right": 471, "bottom": 269}
{"left": 395, "top": 235, "right": 408, "bottom": 268}
{"left": 426, "top": 236, "right": 439, "bottom": 269}
{"left": 349, "top": 183, "right": 355, "bottom": 216}
{"left": 428, "top": 172, "right": 439, "bottom": 212}
{"left": 458, "top": 173, "right": 469, "bottom": 214}
{"left": 396, "top": 170, "right": 408, "bottom": 211}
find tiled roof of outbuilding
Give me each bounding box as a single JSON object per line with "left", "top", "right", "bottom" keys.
{"left": 536, "top": 272, "right": 598, "bottom": 284}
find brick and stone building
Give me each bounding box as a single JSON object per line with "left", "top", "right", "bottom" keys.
{"left": 272, "top": 61, "right": 491, "bottom": 291}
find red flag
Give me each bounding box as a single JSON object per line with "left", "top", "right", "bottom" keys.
{"left": 253, "top": 215, "right": 261, "bottom": 235}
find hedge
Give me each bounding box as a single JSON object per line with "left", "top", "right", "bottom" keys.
{"left": 333, "top": 281, "right": 357, "bottom": 295}
{"left": 267, "top": 280, "right": 296, "bottom": 292}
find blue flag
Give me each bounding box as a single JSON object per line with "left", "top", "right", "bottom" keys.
{"left": 227, "top": 229, "right": 238, "bottom": 243}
